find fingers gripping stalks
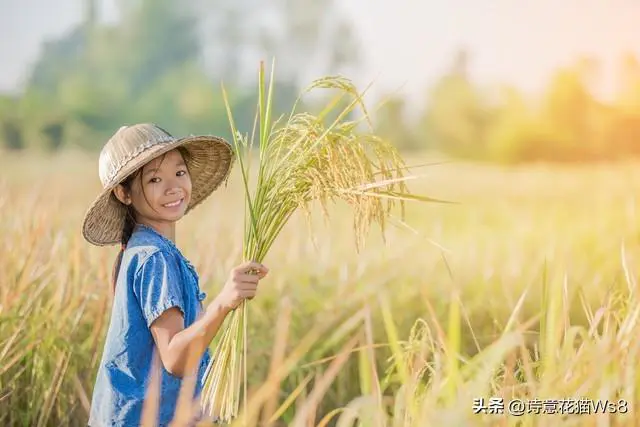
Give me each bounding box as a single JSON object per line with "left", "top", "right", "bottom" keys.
{"left": 218, "top": 261, "right": 269, "bottom": 312}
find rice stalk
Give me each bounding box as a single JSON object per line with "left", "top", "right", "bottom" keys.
{"left": 198, "top": 61, "right": 443, "bottom": 423}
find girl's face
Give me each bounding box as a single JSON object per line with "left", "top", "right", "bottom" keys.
{"left": 115, "top": 149, "right": 192, "bottom": 225}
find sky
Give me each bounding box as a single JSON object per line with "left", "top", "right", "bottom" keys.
{"left": 1, "top": 0, "right": 639, "bottom": 106}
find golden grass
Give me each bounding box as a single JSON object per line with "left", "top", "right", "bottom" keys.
{"left": 200, "top": 65, "right": 442, "bottom": 424}
{"left": 2, "top": 148, "right": 640, "bottom": 425}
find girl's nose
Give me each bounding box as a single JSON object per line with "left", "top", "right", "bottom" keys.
{"left": 165, "top": 187, "right": 183, "bottom": 196}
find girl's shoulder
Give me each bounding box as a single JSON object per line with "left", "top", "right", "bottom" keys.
{"left": 127, "top": 224, "right": 179, "bottom": 256}
{"left": 125, "top": 225, "right": 192, "bottom": 274}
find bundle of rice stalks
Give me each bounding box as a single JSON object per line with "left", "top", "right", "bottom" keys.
{"left": 200, "top": 61, "right": 444, "bottom": 423}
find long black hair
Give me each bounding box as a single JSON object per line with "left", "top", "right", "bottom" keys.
{"left": 110, "top": 171, "right": 141, "bottom": 296}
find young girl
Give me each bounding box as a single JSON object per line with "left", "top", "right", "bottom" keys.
{"left": 82, "top": 123, "right": 269, "bottom": 426}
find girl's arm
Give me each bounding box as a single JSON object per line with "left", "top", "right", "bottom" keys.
{"left": 149, "top": 261, "right": 269, "bottom": 378}
{"left": 150, "top": 298, "right": 230, "bottom": 378}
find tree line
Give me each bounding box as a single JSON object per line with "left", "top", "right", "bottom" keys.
{"left": 376, "top": 50, "right": 640, "bottom": 163}
{"left": 0, "top": 0, "right": 359, "bottom": 152}
{"left": 1, "top": 0, "right": 639, "bottom": 164}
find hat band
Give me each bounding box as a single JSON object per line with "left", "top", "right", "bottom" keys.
{"left": 102, "top": 136, "right": 175, "bottom": 187}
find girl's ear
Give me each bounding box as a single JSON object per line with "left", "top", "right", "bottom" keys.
{"left": 113, "top": 184, "right": 131, "bottom": 206}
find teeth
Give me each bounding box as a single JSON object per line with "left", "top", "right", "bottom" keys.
{"left": 163, "top": 199, "right": 182, "bottom": 207}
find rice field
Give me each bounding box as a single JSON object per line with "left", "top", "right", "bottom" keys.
{"left": 2, "top": 148, "right": 640, "bottom": 426}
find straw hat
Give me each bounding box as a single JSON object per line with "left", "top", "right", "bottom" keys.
{"left": 82, "top": 123, "right": 234, "bottom": 246}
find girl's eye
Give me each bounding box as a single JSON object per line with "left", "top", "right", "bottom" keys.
{"left": 149, "top": 177, "right": 160, "bottom": 184}
{"left": 177, "top": 170, "right": 187, "bottom": 177}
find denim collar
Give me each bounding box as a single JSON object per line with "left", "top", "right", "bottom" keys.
{"left": 134, "top": 223, "right": 197, "bottom": 272}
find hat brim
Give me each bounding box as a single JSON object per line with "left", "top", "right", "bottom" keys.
{"left": 82, "top": 135, "right": 234, "bottom": 246}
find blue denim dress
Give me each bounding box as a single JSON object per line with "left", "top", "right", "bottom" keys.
{"left": 88, "top": 224, "right": 213, "bottom": 427}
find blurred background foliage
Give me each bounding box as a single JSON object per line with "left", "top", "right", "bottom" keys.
{"left": 1, "top": 0, "right": 640, "bottom": 164}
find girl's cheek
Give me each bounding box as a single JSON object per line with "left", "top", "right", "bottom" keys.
{"left": 143, "top": 183, "right": 160, "bottom": 198}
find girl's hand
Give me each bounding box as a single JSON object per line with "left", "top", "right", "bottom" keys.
{"left": 217, "top": 261, "right": 269, "bottom": 311}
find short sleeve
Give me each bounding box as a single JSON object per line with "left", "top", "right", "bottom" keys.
{"left": 133, "top": 250, "right": 186, "bottom": 327}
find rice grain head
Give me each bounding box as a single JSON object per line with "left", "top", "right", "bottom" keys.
{"left": 199, "top": 64, "right": 442, "bottom": 424}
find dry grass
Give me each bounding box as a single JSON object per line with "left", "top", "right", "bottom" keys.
{"left": 200, "top": 67, "right": 442, "bottom": 423}
{"left": 2, "top": 148, "right": 640, "bottom": 426}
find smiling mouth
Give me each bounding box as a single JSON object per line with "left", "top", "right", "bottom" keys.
{"left": 162, "top": 198, "right": 184, "bottom": 208}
